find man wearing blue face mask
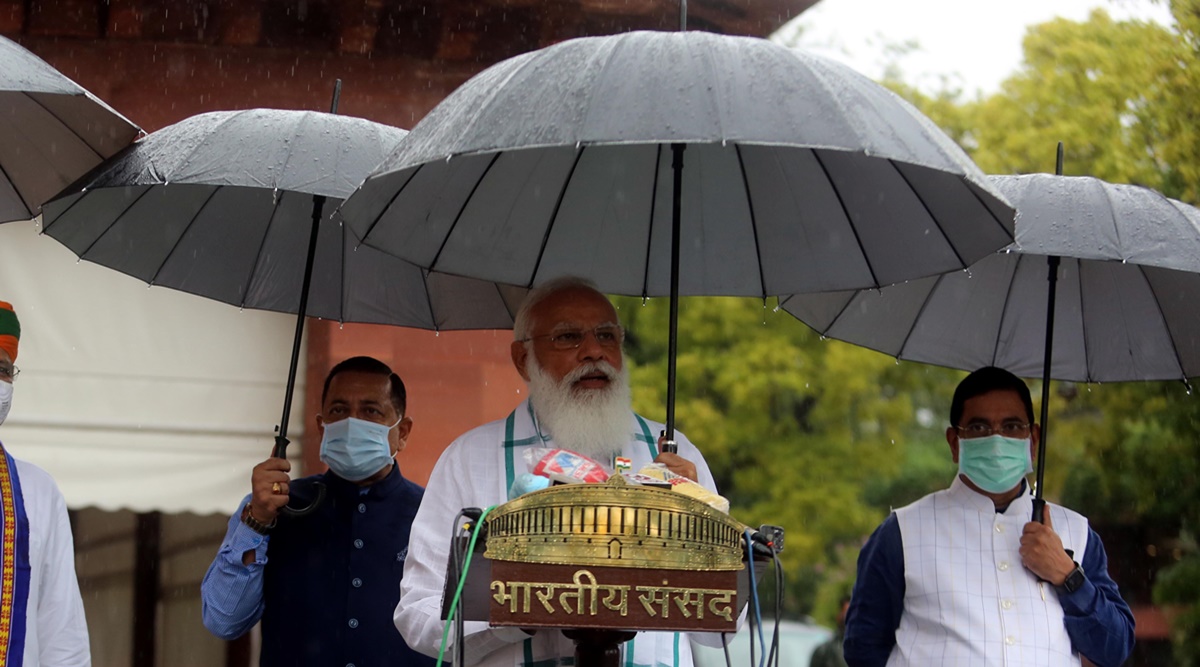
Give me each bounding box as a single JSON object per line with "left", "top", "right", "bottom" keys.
{"left": 200, "top": 356, "right": 435, "bottom": 667}
{"left": 844, "top": 366, "right": 1134, "bottom": 667}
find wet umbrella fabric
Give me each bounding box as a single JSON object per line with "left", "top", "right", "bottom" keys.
{"left": 781, "top": 172, "right": 1200, "bottom": 518}
{"left": 40, "top": 109, "right": 525, "bottom": 330}
{"left": 780, "top": 174, "right": 1200, "bottom": 383}
{"left": 41, "top": 108, "right": 524, "bottom": 516}
{"left": 339, "top": 30, "right": 1016, "bottom": 440}
{"left": 0, "top": 36, "right": 140, "bottom": 223}
{"left": 341, "top": 30, "right": 1015, "bottom": 297}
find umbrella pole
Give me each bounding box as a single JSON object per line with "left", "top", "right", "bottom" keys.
{"left": 1032, "top": 143, "right": 1065, "bottom": 523}
{"left": 1032, "top": 254, "right": 1059, "bottom": 523}
{"left": 267, "top": 193, "right": 328, "bottom": 517}
{"left": 662, "top": 143, "right": 685, "bottom": 454}
{"left": 270, "top": 80, "right": 342, "bottom": 516}
{"left": 273, "top": 194, "right": 327, "bottom": 460}
{"left": 271, "top": 79, "right": 342, "bottom": 460}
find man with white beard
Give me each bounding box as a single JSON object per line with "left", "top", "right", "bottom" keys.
{"left": 395, "top": 276, "right": 718, "bottom": 667}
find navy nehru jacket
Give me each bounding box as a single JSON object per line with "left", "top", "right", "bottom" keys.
{"left": 260, "top": 465, "right": 435, "bottom": 667}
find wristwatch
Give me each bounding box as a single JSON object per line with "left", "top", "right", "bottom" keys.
{"left": 1056, "top": 561, "right": 1086, "bottom": 594}
{"left": 241, "top": 504, "right": 276, "bottom": 535}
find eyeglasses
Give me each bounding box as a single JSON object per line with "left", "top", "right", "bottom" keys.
{"left": 520, "top": 324, "right": 625, "bottom": 350}
{"left": 0, "top": 364, "right": 18, "bottom": 382}
{"left": 955, "top": 421, "right": 1032, "bottom": 439}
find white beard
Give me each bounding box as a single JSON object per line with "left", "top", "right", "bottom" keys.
{"left": 526, "top": 355, "right": 633, "bottom": 463}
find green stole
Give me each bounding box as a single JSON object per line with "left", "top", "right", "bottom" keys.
{"left": 501, "top": 403, "right": 681, "bottom": 667}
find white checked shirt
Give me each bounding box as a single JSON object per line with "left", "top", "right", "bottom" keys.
{"left": 889, "top": 477, "right": 1089, "bottom": 666}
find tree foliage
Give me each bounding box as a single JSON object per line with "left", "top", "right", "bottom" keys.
{"left": 886, "top": 4, "right": 1200, "bottom": 657}
{"left": 615, "top": 295, "right": 959, "bottom": 618}
{"left": 615, "top": 2, "right": 1200, "bottom": 641}
{"left": 959, "top": 4, "right": 1200, "bottom": 661}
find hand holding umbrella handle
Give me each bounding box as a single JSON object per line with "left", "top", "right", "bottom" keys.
{"left": 1031, "top": 497, "right": 1046, "bottom": 524}
{"left": 272, "top": 434, "right": 326, "bottom": 517}
{"left": 658, "top": 430, "right": 678, "bottom": 454}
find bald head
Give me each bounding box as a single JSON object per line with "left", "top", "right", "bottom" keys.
{"left": 511, "top": 277, "right": 623, "bottom": 385}
{"left": 513, "top": 277, "right": 611, "bottom": 341}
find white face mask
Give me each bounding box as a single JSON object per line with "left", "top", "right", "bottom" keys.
{"left": 0, "top": 380, "right": 11, "bottom": 426}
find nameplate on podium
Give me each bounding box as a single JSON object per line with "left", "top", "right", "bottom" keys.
{"left": 488, "top": 561, "right": 738, "bottom": 632}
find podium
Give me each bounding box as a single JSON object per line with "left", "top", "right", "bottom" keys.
{"left": 442, "top": 476, "right": 768, "bottom": 667}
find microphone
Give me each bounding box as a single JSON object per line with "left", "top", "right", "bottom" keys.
{"left": 745, "top": 524, "right": 784, "bottom": 558}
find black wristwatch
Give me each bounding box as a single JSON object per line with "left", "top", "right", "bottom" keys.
{"left": 1056, "top": 562, "right": 1086, "bottom": 595}
{"left": 241, "top": 504, "right": 276, "bottom": 535}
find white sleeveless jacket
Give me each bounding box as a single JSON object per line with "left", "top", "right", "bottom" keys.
{"left": 888, "top": 477, "right": 1089, "bottom": 667}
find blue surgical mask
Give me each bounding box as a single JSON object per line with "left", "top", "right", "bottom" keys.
{"left": 957, "top": 434, "right": 1033, "bottom": 494}
{"left": 319, "top": 416, "right": 400, "bottom": 482}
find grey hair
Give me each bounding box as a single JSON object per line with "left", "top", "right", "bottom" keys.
{"left": 513, "top": 276, "right": 607, "bottom": 341}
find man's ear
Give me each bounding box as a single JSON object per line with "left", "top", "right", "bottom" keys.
{"left": 316, "top": 413, "right": 326, "bottom": 437}
{"left": 946, "top": 426, "right": 960, "bottom": 464}
{"left": 393, "top": 417, "right": 413, "bottom": 455}
{"left": 511, "top": 340, "right": 531, "bottom": 381}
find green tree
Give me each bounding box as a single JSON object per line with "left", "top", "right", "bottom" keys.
{"left": 892, "top": 3, "right": 1200, "bottom": 659}
{"left": 619, "top": 2, "right": 1200, "bottom": 641}
{"left": 616, "top": 295, "right": 948, "bottom": 618}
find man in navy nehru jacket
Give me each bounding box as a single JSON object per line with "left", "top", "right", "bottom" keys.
{"left": 201, "top": 356, "right": 434, "bottom": 667}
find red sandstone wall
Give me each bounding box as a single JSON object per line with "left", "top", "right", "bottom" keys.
{"left": 304, "top": 324, "right": 526, "bottom": 485}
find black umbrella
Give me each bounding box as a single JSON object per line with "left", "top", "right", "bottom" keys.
{"left": 43, "top": 94, "right": 525, "bottom": 513}
{"left": 340, "top": 31, "right": 1016, "bottom": 449}
{"left": 781, "top": 147, "right": 1200, "bottom": 519}
{"left": 0, "top": 35, "right": 140, "bottom": 223}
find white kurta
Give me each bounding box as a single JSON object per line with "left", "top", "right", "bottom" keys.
{"left": 11, "top": 457, "right": 91, "bottom": 667}
{"left": 396, "top": 399, "right": 719, "bottom": 667}
{"left": 890, "top": 477, "right": 1088, "bottom": 667}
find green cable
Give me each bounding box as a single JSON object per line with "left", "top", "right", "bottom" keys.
{"left": 436, "top": 505, "right": 496, "bottom": 667}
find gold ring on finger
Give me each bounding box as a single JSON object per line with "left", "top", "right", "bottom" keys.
{"left": 272, "top": 482, "right": 282, "bottom": 494}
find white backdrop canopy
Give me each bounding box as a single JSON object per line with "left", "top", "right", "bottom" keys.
{"left": 0, "top": 221, "right": 303, "bottom": 515}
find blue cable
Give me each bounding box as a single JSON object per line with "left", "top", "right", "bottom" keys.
{"left": 744, "top": 528, "right": 767, "bottom": 667}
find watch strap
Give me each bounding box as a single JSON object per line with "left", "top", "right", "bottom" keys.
{"left": 1056, "top": 561, "right": 1086, "bottom": 594}
{"left": 241, "top": 504, "right": 277, "bottom": 534}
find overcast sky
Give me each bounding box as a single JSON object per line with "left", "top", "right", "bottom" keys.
{"left": 773, "top": 0, "right": 1174, "bottom": 95}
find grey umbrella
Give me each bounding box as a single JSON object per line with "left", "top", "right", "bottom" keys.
{"left": 780, "top": 167, "right": 1200, "bottom": 516}
{"left": 0, "top": 36, "right": 140, "bottom": 223}
{"left": 340, "top": 30, "right": 1016, "bottom": 442}
{"left": 41, "top": 106, "right": 526, "bottom": 512}
{"left": 41, "top": 109, "right": 523, "bottom": 330}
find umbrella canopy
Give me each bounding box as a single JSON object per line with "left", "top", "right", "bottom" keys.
{"left": 41, "top": 109, "right": 525, "bottom": 330}
{"left": 779, "top": 174, "right": 1200, "bottom": 383}
{"left": 41, "top": 107, "right": 527, "bottom": 512}
{"left": 339, "top": 30, "right": 1015, "bottom": 442}
{"left": 0, "top": 36, "right": 140, "bottom": 223}
{"left": 340, "top": 30, "right": 1015, "bottom": 297}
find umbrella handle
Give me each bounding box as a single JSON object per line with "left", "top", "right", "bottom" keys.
{"left": 658, "top": 430, "right": 678, "bottom": 455}
{"left": 279, "top": 483, "right": 326, "bottom": 517}
{"left": 271, "top": 434, "right": 327, "bottom": 517}
{"left": 1031, "top": 497, "right": 1046, "bottom": 524}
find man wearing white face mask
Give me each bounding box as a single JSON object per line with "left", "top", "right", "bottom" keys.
{"left": 0, "top": 300, "right": 90, "bottom": 666}
{"left": 201, "top": 356, "right": 435, "bottom": 667}
{"left": 844, "top": 367, "right": 1134, "bottom": 667}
